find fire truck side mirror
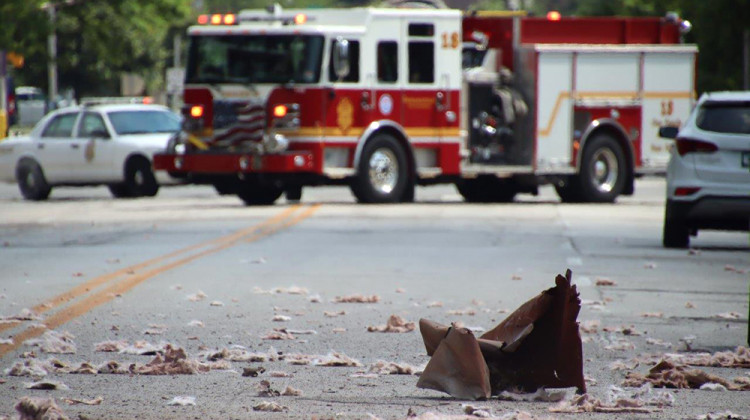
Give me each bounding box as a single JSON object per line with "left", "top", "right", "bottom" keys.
{"left": 332, "top": 38, "right": 350, "bottom": 80}
{"left": 658, "top": 126, "right": 679, "bottom": 139}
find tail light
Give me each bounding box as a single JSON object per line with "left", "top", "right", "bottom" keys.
{"left": 675, "top": 137, "right": 718, "bottom": 156}
{"left": 675, "top": 187, "right": 701, "bottom": 196}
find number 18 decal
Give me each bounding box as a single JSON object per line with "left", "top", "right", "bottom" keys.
{"left": 441, "top": 32, "right": 459, "bottom": 49}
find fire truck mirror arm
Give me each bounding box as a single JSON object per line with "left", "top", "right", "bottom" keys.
{"left": 332, "top": 38, "right": 351, "bottom": 80}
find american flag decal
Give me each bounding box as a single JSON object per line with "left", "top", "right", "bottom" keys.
{"left": 211, "top": 99, "right": 266, "bottom": 149}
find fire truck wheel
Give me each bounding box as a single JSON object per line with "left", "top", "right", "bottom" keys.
{"left": 124, "top": 158, "right": 159, "bottom": 197}
{"left": 16, "top": 160, "right": 51, "bottom": 201}
{"left": 108, "top": 184, "right": 134, "bottom": 198}
{"left": 237, "top": 182, "right": 283, "bottom": 206}
{"left": 577, "top": 134, "right": 626, "bottom": 203}
{"left": 352, "top": 134, "right": 410, "bottom": 203}
{"left": 456, "top": 176, "right": 516, "bottom": 203}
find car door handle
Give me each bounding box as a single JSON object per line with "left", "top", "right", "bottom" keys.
{"left": 71, "top": 143, "right": 80, "bottom": 149}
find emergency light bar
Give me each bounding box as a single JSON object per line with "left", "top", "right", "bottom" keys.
{"left": 197, "top": 13, "right": 237, "bottom": 25}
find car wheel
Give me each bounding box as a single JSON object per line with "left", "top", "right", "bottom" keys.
{"left": 108, "top": 184, "right": 134, "bottom": 198}
{"left": 351, "top": 134, "right": 410, "bottom": 203}
{"left": 16, "top": 160, "right": 51, "bottom": 201}
{"left": 124, "top": 158, "right": 159, "bottom": 197}
{"left": 663, "top": 200, "right": 690, "bottom": 248}
{"left": 457, "top": 176, "right": 516, "bottom": 203}
{"left": 576, "top": 134, "right": 626, "bottom": 203}
{"left": 237, "top": 182, "right": 283, "bottom": 206}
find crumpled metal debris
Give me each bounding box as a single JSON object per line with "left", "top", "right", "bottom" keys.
{"left": 367, "top": 315, "right": 416, "bottom": 333}
{"left": 416, "top": 269, "right": 585, "bottom": 400}
{"left": 15, "top": 396, "right": 69, "bottom": 420}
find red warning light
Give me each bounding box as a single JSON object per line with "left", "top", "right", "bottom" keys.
{"left": 547, "top": 11, "right": 562, "bottom": 21}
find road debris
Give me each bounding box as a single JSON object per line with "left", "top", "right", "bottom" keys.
{"left": 713, "top": 312, "right": 741, "bottom": 320}
{"left": 497, "top": 388, "right": 570, "bottom": 402}
{"left": 284, "top": 351, "right": 363, "bottom": 367}
{"left": 187, "top": 320, "right": 204, "bottom": 327}
{"left": 187, "top": 291, "right": 207, "bottom": 302}
{"left": 282, "top": 385, "right": 303, "bottom": 396}
{"left": 133, "top": 345, "right": 211, "bottom": 375}
{"left": 623, "top": 359, "right": 750, "bottom": 390}
{"left": 257, "top": 380, "right": 280, "bottom": 397}
{"left": 324, "top": 310, "right": 346, "bottom": 317}
{"left": 253, "top": 401, "right": 287, "bottom": 412}
{"left": 15, "top": 396, "right": 69, "bottom": 420}
{"left": 209, "top": 300, "right": 224, "bottom": 307}
{"left": 446, "top": 308, "right": 476, "bottom": 316}
{"left": 24, "top": 331, "right": 76, "bottom": 354}
{"left": 272, "top": 315, "right": 291, "bottom": 322}
{"left": 142, "top": 324, "right": 167, "bottom": 335}
{"left": 663, "top": 346, "right": 750, "bottom": 368}
{"left": 5, "top": 359, "right": 53, "bottom": 377}
{"left": 166, "top": 396, "right": 196, "bottom": 406}
{"left": 549, "top": 393, "right": 654, "bottom": 413}
{"left": 262, "top": 328, "right": 296, "bottom": 340}
{"left": 694, "top": 411, "right": 748, "bottom": 420}
{"left": 640, "top": 312, "right": 664, "bottom": 318}
{"left": 595, "top": 278, "right": 617, "bottom": 286}
{"left": 334, "top": 294, "right": 379, "bottom": 303}
{"left": 1, "top": 308, "right": 40, "bottom": 321}
{"left": 25, "top": 380, "right": 69, "bottom": 390}
{"left": 416, "top": 269, "right": 585, "bottom": 400}
{"left": 367, "top": 315, "right": 416, "bottom": 333}
{"left": 61, "top": 396, "right": 103, "bottom": 406}
{"left": 242, "top": 366, "right": 265, "bottom": 377}
{"left": 367, "top": 360, "right": 420, "bottom": 375}
{"left": 269, "top": 371, "right": 291, "bottom": 377}
{"left": 462, "top": 403, "right": 492, "bottom": 417}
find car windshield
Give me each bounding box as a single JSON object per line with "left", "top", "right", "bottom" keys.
{"left": 107, "top": 110, "right": 181, "bottom": 135}
{"left": 185, "top": 34, "right": 324, "bottom": 85}
{"left": 696, "top": 101, "right": 750, "bottom": 134}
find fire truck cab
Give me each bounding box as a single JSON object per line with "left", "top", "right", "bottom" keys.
{"left": 154, "top": 6, "right": 696, "bottom": 205}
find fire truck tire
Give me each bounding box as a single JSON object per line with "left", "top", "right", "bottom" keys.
{"left": 237, "top": 183, "right": 283, "bottom": 206}
{"left": 213, "top": 182, "right": 237, "bottom": 195}
{"left": 124, "top": 157, "right": 159, "bottom": 197}
{"left": 662, "top": 200, "right": 690, "bottom": 248}
{"left": 456, "top": 176, "right": 516, "bottom": 203}
{"left": 16, "top": 160, "right": 51, "bottom": 201}
{"left": 576, "top": 134, "right": 626, "bottom": 203}
{"left": 108, "top": 184, "right": 134, "bottom": 198}
{"left": 351, "top": 134, "right": 410, "bottom": 203}
{"left": 554, "top": 182, "right": 583, "bottom": 203}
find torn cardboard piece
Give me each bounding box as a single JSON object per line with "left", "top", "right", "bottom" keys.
{"left": 417, "top": 269, "right": 585, "bottom": 400}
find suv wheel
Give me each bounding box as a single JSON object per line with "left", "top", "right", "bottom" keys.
{"left": 663, "top": 200, "right": 690, "bottom": 248}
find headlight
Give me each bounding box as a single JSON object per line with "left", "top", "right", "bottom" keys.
{"left": 263, "top": 133, "right": 289, "bottom": 154}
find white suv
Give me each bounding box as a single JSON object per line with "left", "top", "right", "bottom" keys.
{"left": 660, "top": 91, "right": 750, "bottom": 248}
{"left": 0, "top": 103, "right": 181, "bottom": 200}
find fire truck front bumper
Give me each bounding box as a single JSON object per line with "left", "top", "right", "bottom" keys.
{"left": 153, "top": 151, "right": 316, "bottom": 175}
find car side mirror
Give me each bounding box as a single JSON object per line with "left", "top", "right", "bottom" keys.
{"left": 658, "top": 126, "right": 678, "bottom": 139}
{"left": 90, "top": 129, "right": 110, "bottom": 139}
{"left": 332, "top": 38, "right": 350, "bottom": 81}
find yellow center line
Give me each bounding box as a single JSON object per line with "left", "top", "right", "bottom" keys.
{"left": 0, "top": 204, "right": 321, "bottom": 358}
{"left": 0, "top": 204, "right": 302, "bottom": 335}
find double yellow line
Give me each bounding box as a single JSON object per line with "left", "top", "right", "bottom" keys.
{"left": 0, "top": 204, "right": 320, "bottom": 359}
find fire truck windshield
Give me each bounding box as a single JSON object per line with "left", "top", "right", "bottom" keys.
{"left": 185, "top": 34, "right": 324, "bottom": 85}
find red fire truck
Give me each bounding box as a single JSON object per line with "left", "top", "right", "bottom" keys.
{"left": 153, "top": 6, "right": 696, "bottom": 205}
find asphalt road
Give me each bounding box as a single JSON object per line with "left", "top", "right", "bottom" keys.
{"left": 0, "top": 179, "right": 748, "bottom": 420}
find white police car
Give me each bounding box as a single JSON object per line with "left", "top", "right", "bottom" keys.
{"left": 660, "top": 91, "right": 750, "bottom": 248}
{"left": 0, "top": 102, "right": 180, "bottom": 200}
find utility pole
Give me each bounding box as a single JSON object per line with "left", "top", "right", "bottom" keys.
{"left": 47, "top": 5, "right": 58, "bottom": 103}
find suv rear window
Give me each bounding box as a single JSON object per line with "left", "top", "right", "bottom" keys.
{"left": 696, "top": 101, "right": 750, "bottom": 134}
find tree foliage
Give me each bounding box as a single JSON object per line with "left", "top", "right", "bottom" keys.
{"left": 2, "top": 0, "right": 747, "bottom": 98}
{"left": 531, "top": 0, "right": 750, "bottom": 92}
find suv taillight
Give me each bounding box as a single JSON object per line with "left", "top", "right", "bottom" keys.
{"left": 675, "top": 137, "right": 718, "bottom": 156}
